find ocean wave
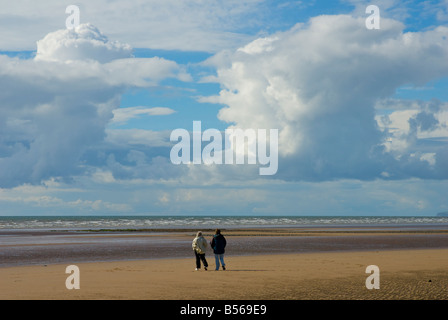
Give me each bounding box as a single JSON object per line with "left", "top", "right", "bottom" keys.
{"left": 1, "top": 216, "right": 448, "bottom": 230}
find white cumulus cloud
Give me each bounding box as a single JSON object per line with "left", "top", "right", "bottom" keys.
{"left": 35, "top": 23, "right": 133, "bottom": 63}
{"left": 203, "top": 15, "right": 448, "bottom": 181}
{"left": 0, "top": 24, "right": 190, "bottom": 188}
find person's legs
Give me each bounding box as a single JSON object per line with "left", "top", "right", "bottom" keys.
{"left": 214, "top": 254, "right": 220, "bottom": 270}
{"left": 219, "top": 254, "right": 226, "bottom": 270}
{"left": 195, "top": 251, "right": 201, "bottom": 269}
{"left": 200, "top": 254, "right": 208, "bottom": 270}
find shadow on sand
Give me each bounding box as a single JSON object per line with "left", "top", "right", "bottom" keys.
{"left": 214, "top": 269, "right": 271, "bottom": 272}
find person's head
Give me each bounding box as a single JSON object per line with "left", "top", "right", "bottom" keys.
{"left": 215, "top": 229, "right": 221, "bottom": 235}
{"left": 196, "top": 231, "right": 202, "bottom": 237}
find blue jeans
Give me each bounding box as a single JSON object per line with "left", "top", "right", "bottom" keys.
{"left": 214, "top": 254, "right": 225, "bottom": 270}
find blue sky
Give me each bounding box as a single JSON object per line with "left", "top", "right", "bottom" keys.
{"left": 0, "top": 0, "right": 448, "bottom": 216}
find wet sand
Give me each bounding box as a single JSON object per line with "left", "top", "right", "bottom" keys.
{"left": 1, "top": 227, "right": 448, "bottom": 267}
{"left": 1, "top": 227, "right": 448, "bottom": 300}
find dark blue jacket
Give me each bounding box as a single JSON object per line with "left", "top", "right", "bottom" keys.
{"left": 211, "top": 234, "right": 227, "bottom": 254}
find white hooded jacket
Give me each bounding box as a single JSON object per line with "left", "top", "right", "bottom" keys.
{"left": 192, "top": 233, "right": 208, "bottom": 254}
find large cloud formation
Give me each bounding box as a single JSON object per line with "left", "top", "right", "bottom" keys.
{"left": 0, "top": 24, "right": 189, "bottom": 188}
{"left": 203, "top": 15, "right": 448, "bottom": 181}
{"left": 2, "top": 15, "right": 448, "bottom": 191}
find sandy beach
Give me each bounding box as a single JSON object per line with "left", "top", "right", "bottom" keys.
{"left": 1, "top": 227, "right": 448, "bottom": 300}
{"left": 1, "top": 249, "right": 448, "bottom": 300}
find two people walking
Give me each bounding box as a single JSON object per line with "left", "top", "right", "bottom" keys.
{"left": 192, "top": 229, "right": 227, "bottom": 271}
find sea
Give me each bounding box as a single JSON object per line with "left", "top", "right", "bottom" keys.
{"left": 1, "top": 215, "right": 448, "bottom": 231}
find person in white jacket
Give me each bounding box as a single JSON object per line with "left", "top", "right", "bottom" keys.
{"left": 192, "top": 231, "right": 209, "bottom": 271}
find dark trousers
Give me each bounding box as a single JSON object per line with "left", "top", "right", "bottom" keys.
{"left": 195, "top": 251, "right": 208, "bottom": 268}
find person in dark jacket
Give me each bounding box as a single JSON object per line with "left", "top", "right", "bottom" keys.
{"left": 210, "top": 229, "right": 227, "bottom": 270}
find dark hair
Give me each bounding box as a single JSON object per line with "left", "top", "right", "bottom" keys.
{"left": 215, "top": 229, "right": 221, "bottom": 235}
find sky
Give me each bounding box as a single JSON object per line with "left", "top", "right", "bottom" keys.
{"left": 0, "top": 0, "right": 448, "bottom": 216}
